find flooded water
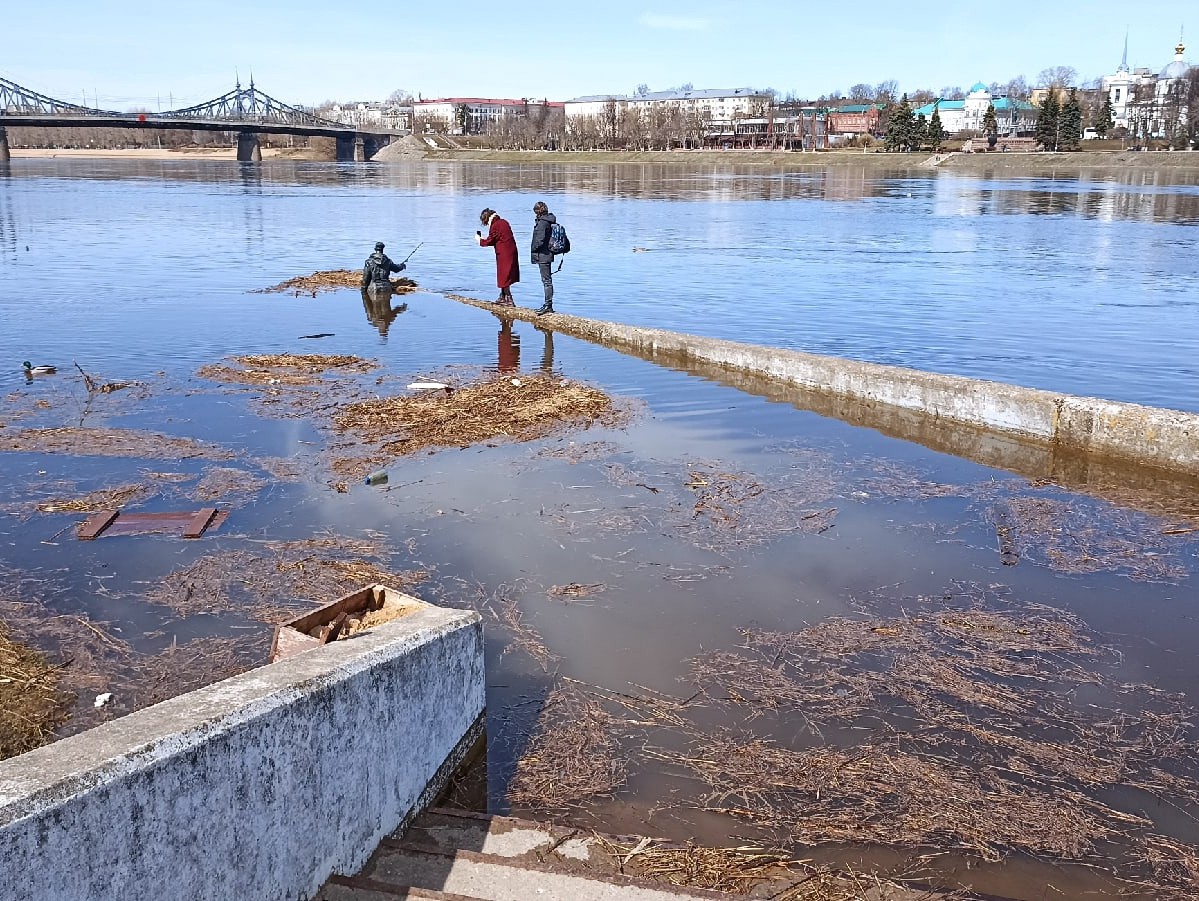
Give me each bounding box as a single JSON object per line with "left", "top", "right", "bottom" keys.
{"left": 2, "top": 158, "right": 1199, "bottom": 899}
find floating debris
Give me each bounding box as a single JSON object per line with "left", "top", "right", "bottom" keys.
{"left": 253, "top": 270, "right": 417, "bottom": 294}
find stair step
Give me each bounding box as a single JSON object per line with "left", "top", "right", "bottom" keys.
{"left": 401, "top": 807, "right": 614, "bottom": 873}
{"left": 363, "top": 843, "right": 734, "bottom": 900}
{"left": 316, "top": 875, "right": 467, "bottom": 899}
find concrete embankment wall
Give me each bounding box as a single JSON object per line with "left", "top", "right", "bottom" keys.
{"left": 0, "top": 604, "right": 484, "bottom": 901}
{"left": 448, "top": 295, "right": 1199, "bottom": 482}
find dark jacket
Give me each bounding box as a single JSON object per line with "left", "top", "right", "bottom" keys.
{"left": 362, "top": 250, "right": 404, "bottom": 288}
{"left": 530, "top": 212, "right": 556, "bottom": 264}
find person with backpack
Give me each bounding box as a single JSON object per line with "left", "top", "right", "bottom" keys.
{"left": 530, "top": 200, "right": 566, "bottom": 316}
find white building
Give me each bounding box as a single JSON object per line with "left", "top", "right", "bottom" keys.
{"left": 412, "top": 98, "right": 559, "bottom": 135}
{"left": 912, "top": 83, "right": 1036, "bottom": 135}
{"left": 564, "top": 87, "right": 771, "bottom": 132}
{"left": 1101, "top": 36, "right": 1192, "bottom": 138}
{"left": 326, "top": 101, "right": 411, "bottom": 132}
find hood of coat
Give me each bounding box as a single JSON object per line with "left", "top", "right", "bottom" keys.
{"left": 537, "top": 212, "right": 557, "bottom": 225}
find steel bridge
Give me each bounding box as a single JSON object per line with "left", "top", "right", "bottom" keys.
{"left": 0, "top": 76, "right": 401, "bottom": 162}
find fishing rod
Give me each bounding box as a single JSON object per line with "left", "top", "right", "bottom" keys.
{"left": 400, "top": 242, "right": 424, "bottom": 265}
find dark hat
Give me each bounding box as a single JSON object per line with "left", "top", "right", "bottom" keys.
{"left": 479, "top": 208, "right": 495, "bottom": 224}
{"left": 374, "top": 241, "right": 385, "bottom": 251}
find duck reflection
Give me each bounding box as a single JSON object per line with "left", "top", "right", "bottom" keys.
{"left": 361, "top": 286, "right": 408, "bottom": 339}
{"left": 497, "top": 319, "right": 521, "bottom": 372}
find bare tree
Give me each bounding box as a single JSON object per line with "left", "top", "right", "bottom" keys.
{"left": 875, "top": 80, "right": 899, "bottom": 104}
{"left": 1005, "top": 76, "right": 1031, "bottom": 101}
{"left": 1037, "top": 66, "right": 1078, "bottom": 89}
{"left": 387, "top": 88, "right": 413, "bottom": 104}
{"left": 1187, "top": 68, "right": 1199, "bottom": 147}
{"left": 849, "top": 83, "right": 875, "bottom": 102}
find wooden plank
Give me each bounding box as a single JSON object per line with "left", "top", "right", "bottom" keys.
{"left": 182, "top": 507, "right": 219, "bottom": 539}
{"left": 78, "top": 510, "right": 120, "bottom": 540}
{"left": 318, "top": 612, "right": 350, "bottom": 645}
{"left": 270, "top": 627, "right": 321, "bottom": 662}
{"left": 285, "top": 585, "right": 378, "bottom": 634}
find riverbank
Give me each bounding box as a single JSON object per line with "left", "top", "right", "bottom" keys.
{"left": 10, "top": 145, "right": 1199, "bottom": 173}
{"left": 423, "top": 146, "right": 1199, "bottom": 173}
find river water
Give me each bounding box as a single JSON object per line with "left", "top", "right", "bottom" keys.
{"left": 2, "top": 158, "right": 1199, "bottom": 899}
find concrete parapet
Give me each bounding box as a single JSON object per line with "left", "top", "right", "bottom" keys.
{"left": 0, "top": 602, "right": 484, "bottom": 901}
{"left": 446, "top": 294, "right": 1199, "bottom": 482}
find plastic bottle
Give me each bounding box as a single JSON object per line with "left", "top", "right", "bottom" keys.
{"left": 364, "top": 470, "right": 389, "bottom": 486}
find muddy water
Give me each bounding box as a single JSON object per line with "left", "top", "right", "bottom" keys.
{"left": 2, "top": 159, "right": 1199, "bottom": 899}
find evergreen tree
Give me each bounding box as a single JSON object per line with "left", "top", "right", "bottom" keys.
{"left": 885, "top": 94, "right": 915, "bottom": 151}
{"left": 914, "top": 113, "right": 929, "bottom": 150}
{"left": 1095, "top": 94, "right": 1114, "bottom": 138}
{"left": 1035, "top": 91, "right": 1061, "bottom": 150}
{"left": 982, "top": 103, "right": 999, "bottom": 137}
{"left": 1060, "top": 88, "right": 1082, "bottom": 150}
{"left": 928, "top": 105, "right": 947, "bottom": 151}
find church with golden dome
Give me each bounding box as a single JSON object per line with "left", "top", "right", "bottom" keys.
{"left": 1101, "top": 33, "right": 1192, "bottom": 141}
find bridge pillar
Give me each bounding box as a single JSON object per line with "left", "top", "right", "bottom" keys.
{"left": 335, "top": 135, "right": 356, "bottom": 162}
{"left": 0, "top": 127, "right": 10, "bottom": 163}
{"left": 236, "top": 131, "right": 262, "bottom": 163}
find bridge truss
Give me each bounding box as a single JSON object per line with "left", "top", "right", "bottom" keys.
{"left": 0, "top": 76, "right": 346, "bottom": 130}
{"left": 0, "top": 76, "right": 123, "bottom": 117}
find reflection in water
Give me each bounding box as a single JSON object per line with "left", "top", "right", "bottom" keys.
{"left": 496, "top": 318, "right": 520, "bottom": 372}
{"left": 537, "top": 325, "right": 554, "bottom": 373}
{"left": 937, "top": 172, "right": 1199, "bottom": 224}
{"left": 0, "top": 162, "right": 15, "bottom": 262}
{"left": 4, "top": 156, "right": 1196, "bottom": 221}
{"left": 360, "top": 287, "right": 407, "bottom": 339}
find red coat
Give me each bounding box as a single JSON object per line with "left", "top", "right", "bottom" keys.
{"left": 480, "top": 215, "right": 520, "bottom": 289}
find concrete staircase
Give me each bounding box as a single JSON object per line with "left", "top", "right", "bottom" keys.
{"left": 316, "top": 807, "right": 753, "bottom": 900}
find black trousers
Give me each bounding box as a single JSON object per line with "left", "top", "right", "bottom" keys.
{"left": 537, "top": 261, "right": 554, "bottom": 305}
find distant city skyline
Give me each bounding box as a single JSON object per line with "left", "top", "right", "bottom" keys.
{"left": 3, "top": 1, "right": 1191, "bottom": 110}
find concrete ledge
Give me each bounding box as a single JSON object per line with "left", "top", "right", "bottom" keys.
{"left": 447, "top": 295, "right": 1199, "bottom": 481}
{"left": 0, "top": 602, "right": 484, "bottom": 901}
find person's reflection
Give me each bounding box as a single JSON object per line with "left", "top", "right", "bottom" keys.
{"left": 536, "top": 324, "right": 554, "bottom": 373}
{"left": 361, "top": 286, "right": 407, "bottom": 339}
{"left": 497, "top": 319, "right": 521, "bottom": 372}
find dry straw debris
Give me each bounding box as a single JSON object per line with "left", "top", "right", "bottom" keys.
{"left": 253, "top": 270, "right": 417, "bottom": 294}
{"left": 335, "top": 372, "right": 625, "bottom": 460}
{"left": 0, "top": 620, "right": 73, "bottom": 759}
{"left": 0, "top": 427, "right": 236, "bottom": 460}
{"left": 141, "top": 536, "right": 428, "bottom": 622}
{"left": 507, "top": 684, "right": 626, "bottom": 810}
{"left": 673, "top": 594, "right": 1199, "bottom": 895}
{"left": 197, "top": 353, "right": 377, "bottom": 388}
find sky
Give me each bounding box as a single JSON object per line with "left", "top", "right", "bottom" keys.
{"left": 2, "top": 1, "right": 1192, "bottom": 110}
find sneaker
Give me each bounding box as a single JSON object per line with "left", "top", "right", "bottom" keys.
{"left": 536, "top": 305, "right": 554, "bottom": 316}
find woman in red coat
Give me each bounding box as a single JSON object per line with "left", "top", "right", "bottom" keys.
{"left": 475, "top": 208, "right": 520, "bottom": 306}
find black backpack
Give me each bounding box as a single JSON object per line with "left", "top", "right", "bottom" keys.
{"left": 548, "top": 221, "right": 570, "bottom": 255}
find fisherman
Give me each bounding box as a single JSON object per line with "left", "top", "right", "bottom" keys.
{"left": 362, "top": 241, "right": 406, "bottom": 291}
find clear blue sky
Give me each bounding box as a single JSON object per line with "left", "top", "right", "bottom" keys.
{"left": 2, "top": 1, "right": 1192, "bottom": 109}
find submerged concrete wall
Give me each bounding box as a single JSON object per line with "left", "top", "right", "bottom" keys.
{"left": 448, "top": 295, "right": 1199, "bottom": 481}
{"left": 0, "top": 603, "right": 484, "bottom": 901}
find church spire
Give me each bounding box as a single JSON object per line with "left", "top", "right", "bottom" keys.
{"left": 1176, "top": 25, "right": 1186, "bottom": 60}
{"left": 1118, "top": 29, "right": 1129, "bottom": 72}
